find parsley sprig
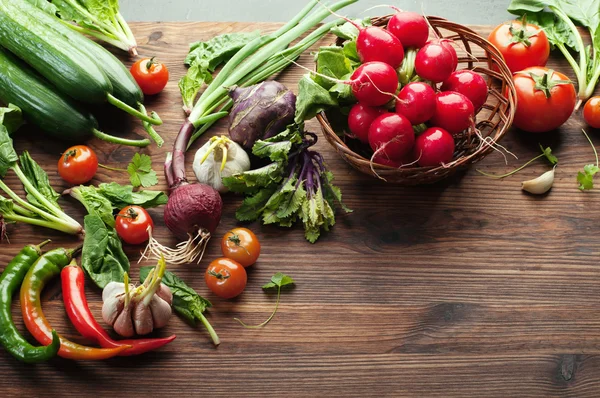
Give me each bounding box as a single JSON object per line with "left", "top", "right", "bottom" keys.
{"left": 577, "top": 129, "right": 599, "bottom": 191}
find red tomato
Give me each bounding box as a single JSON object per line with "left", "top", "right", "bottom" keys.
{"left": 221, "top": 228, "right": 261, "bottom": 267}
{"left": 58, "top": 145, "right": 98, "bottom": 185}
{"left": 115, "top": 206, "right": 154, "bottom": 245}
{"left": 488, "top": 19, "right": 550, "bottom": 73}
{"left": 584, "top": 96, "right": 600, "bottom": 128}
{"left": 512, "top": 67, "right": 576, "bottom": 133}
{"left": 130, "top": 57, "right": 169, "bottom": 95}
{"left": 205, "top": 258, "right": 247, "bottom": 299}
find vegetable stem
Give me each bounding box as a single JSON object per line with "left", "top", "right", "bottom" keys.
{"left": 582, "top": 129, "right": 599, "bottom": 167}
{"left": 1, "top": 212, "right": 81, "bottom": 235}
{"left": 139, "top": 104, "right": 164, "bottom": 146}
{"left": 477, "top": 153, "right": 545, "bottom": 179}
{"left": 234, "top": 286, "right": 282, "bottom": 329}
{"left": 198, "top": 312, "right": 220, "bottom": 346}
{"left": 92, "top": 129, "right": 151, "bottom": 148}
{"left": 106, "top": 95, "right": 162, "bottom": 126}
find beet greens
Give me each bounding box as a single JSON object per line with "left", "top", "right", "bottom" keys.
{"left": 223, "top": 127, "right": 351, "bottom": 243}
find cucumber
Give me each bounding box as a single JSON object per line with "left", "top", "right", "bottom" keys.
{"left": 0, "top": 48, "right": 149, "bottom": 148}
{"left": 9, "top": 0, "right": 143, "bottom": 107}
{"left": 0, "top": 0, "right": 111, "bottom": 104}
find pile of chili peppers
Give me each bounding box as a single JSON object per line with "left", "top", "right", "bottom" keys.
{"left": 0, "top": 242, "right": 175, "bottom": 363}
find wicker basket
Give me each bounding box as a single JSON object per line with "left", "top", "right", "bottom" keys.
{"left": 317, "top": 15, "right": 516, "bottom": 185}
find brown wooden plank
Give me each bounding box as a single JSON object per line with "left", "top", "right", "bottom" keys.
{"left": 1, "top": 21, "right": 600, "bottom": 397}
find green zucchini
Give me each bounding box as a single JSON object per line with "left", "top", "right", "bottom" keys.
{"left": 0, "top": 0, "right": 111, "bottom": 104}
{"left": 9, "top": 0, "right": 143, "bottom": 107}
{"left": 0, "top": 48, "right": 149, "bottom": 148}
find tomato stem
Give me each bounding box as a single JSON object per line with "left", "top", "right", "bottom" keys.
{"left": 64, "top": 149, "right": 77, "bottom": 163}
{"left": 146, "top": 57, "right": 157, "bottom": 71}
{"left": 208, "top": 270, "right": 230, "bottom": 280}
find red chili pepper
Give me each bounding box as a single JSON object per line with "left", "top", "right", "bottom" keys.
{"left": 61, "top": 262, "right": 175, "bottom": 356}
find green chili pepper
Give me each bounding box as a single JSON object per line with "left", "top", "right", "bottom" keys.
{"left": 0, "top": 240, "right": 60, "bottom": 363}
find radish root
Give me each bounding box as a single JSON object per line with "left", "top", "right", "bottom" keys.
{"left": 140, "top": 227, "right": 211, "bottom": 265}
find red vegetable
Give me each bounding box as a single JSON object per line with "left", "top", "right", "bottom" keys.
{"left": 205, "top": 257, "right": 247, "bottom": 299}
{"left": 584, "top": 96, "right": 600, "bottom": 128}
{"left": 441, "top": 70, "right": 488, "bottom": 111}
{"left": 61, "top": 262, "right": 176, "bottom": 356}
{"left": 58, "top": 145, "right": 98, "bottom": 185}
{"left": 430, "top": 91, "right": 474, "bottom": 135}
{"left": 413, "top": 127, "right": 455, "bottom": 167}
{"left": 115, "top": 205, "right": 154, "bottom": 245}
{"left": 415, "top": 40, "right": 457, "bottom": 83}
{"left": 387, "top": 10, "right": 429, "bottom": 48}
{"left": 512, "top": 67, "right": 576, "bottom": 133}
{"left": 356, "top": 26, "right": 405, "bottom": 69}
{"left": 368, "top": 113, "right": 415, "bottom": 161}
{"left": 130, "top": 57, "right": 169, "bottom": 95}
{"left": 395, "top": 82, "right": 436, "bottom": 125}
{"left": 350, "top": 62, "right": 399, "bottom": 106}
{"left": 347, "top": 103, "right": 385, "bottom": 143}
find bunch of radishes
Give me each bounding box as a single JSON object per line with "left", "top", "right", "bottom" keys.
{"left": 340, "top": 10, "right": 489, "bottom": 168}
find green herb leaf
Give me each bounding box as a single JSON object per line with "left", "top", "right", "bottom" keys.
{"left": 97, "top": 182, "right": 168, "bottom": 209}
{"left": 262, "top": 272, "right": 295, "bottom": 289}
{"left": 577, "top": 164, "right": 599, "bottom": 190}
{"left": 81, "top": 214, "right": 130, "bottom": 289}
{"left": 69, "top": 186, "right": 115, "bottom": 227}
{"left": 19, "top": 151, "right": 61, "bottom": 210}
{"left": 294, "top": 75, "right": 338, "bottom": 123}
{"left": 0, "top": 125, "right": 18, "bottom": 178}
{"left": 127, "top": 153, "right": 158, "bottom": 188}
{"left": 0, "top": 104, "right": 23, "bottom": 135}
{"left": 540, "top": 145, "right": 558, "bottom": 165}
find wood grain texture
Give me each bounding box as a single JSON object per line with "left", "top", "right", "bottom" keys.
{"left": 1, "top": 21, "right": 600, "bottom": 397}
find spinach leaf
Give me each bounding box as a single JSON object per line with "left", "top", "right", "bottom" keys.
{"left": 0, "top": 104, "right": 23, "bottom": 135}
{"left": 69, "top": 185, "right": 115, "bottom": 227}
{"left": 140, "top": 267, "right": 220, "bottom": 345}
{"left": 97, "top": 182, "right": 168, "bottom": 209}
{"left": 19, "top": 151, "right": 61, "bottom": 209}
{"left": 82, "top": 214, "right": 130, "bottom": 289}
{"left": 0, "top": 125, "right": 17, "bottom": 178}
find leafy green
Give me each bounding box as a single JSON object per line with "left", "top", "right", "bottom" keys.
{"left": 508, "top": 0, "right": 600, "bottom": 104}
{"left": 0, "top": 125, "right": 18, "bottom": 178}
{"left": 577, "top": 129, "right": 599, "bottom": 190}
{"left": 41, "top": 0, "right": 138, "bottom": 55}
{"left": 0, "top": 104, "right": 23, "bottom": 135}
{"left": 69, "top": 185, "right": 115, "bottom": 227}
{"left": 223, "top": 127, "right": 350, "bottom": 243}
{"left": 180, "top": 31, "right": 260, "bottom": 112}
{"left": 235, "top": 273, "right": 295, "bottom": 328}
{"left": 97, "top": 182, "right": 167, "bottom": 209}
{"left": 140, "top": 267, "right": 220, "bottom": 346}
{"left": 330, "top": 18, "right": 371, "bottom": 40}
{"left": 295, "top": 76, "right": 338, "bottom": 124}
{"left": 81, "top": 214, "right": 130, "bottom": 289}
{"left": 313, "top": 46, "right": 354, "bottom": 90}
{"left": 477, "top": 145, "right": 558, "bottom": 179}
{"left": 127, "top": 153, "right": 158, "bottom": 188}
{"left": 19, "top": 151, "right": 61, "bottom": 209}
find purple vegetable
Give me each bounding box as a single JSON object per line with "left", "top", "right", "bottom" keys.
{"left": 228, "top": 81, "right": 297, "bottom": 149}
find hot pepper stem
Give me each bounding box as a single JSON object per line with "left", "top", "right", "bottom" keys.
{"left": 36, "top": 239, "right": 52, "bottom": 250}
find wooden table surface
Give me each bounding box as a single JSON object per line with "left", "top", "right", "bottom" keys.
{"left": 1, "top": 21, "right": 600, "bottom": 397}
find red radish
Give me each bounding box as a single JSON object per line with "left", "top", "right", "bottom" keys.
{"left": 441, "top": 70, "right": 488, "bottom": 111}
{"left": 373, "top": 153, "right": 403, "bottom": 167}
{"left": 430, "top": 91, "right": 475, "bottom": 135}
{"left": 395, "top": 82, "right": 436, "bottom": 124}
{"left": 356, "top": 26, "right": 405, "bottom": 69}
{"left": 387, "top": 11, "right": 430, "bottom": 48}
{"left": 348, "top": 104, "right": 385, "bottom": 143}
{"left": 368, "top": 113, "right": 415, "bottom": 160}
{"left": 413, "top": 127, "right": 455, "bottom": 166}
{"left": 350, "top": 62, "right": 399, "bottom": 106}
{"left": 441, "top": 40, "right": 458, "bottom": 71}
{"left": 415, "top": 40, "right": 457, "bottom": 83}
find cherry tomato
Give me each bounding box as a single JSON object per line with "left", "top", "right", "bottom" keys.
{"left": 488, "top": 19, "right": 550, "bottom": 73}
{"left": 584, "top": 96, "right": 600, "bottom": 128}
{"left": 130, "top": 57, "right": 169, "bottom": 95}
{"left": 205, "top": 258, "right": 247, "bottom": 299}
{"left": 512, "top": 67, "right": 576, "bottom": 133}
{"left": 58, "top": 145, "right": 98, "bottom": 185}
{"left": 221, "top": 227, "right": 261, "bottom": 267}
{"left": 115, "top": 206, "right": 154, "bottom": 245}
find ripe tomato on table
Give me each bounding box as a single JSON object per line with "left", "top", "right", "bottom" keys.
{"left": 115, "top": 205, "right": 154, "bottom": 245}
{"left": 512, "top": 67, "right": 576, "bottom": 133}
{"left": 130, "top": 57, "right": 169, "bottom": 95}
{"left": 58, "top": 145, "right": 98, "bottom": 185}
{"left": 205, "top": 258, "right": 247, "bottom": 299}
{"left": 584, "top": 96, "right": 600, "bottom": 128}
{"left": 221, "top": 227, "right": 261, "bottom": 267}
{"left": 488, "top": 18, "right": 550, "bottom": 73}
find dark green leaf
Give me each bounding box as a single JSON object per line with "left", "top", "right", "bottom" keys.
{"left": 81, "top": 214, "right": 130, "bottom": 289}
{"left": 185, "top": 31, "right": 261, "bottom": 68}
{"left": 70, "top": 186, "right": 115, "bottom": 227}
{"left": 539, "top": 145, "right": 559, "bottom": 165}
{"left": 294, "top": 75, "right": 338, "bottom": 123}
{"left": 19, "top": 151, "right": 61, "bottom": 209}
{"left": 235, "top": 187, "right": 278, "bottom": 221}
{"left": 141, "top": 267, "right": 212, "bottom": 325}
{"left": 0, "top": 196, "right": 15, "bottom": 215}
{"left": 0, "top": 125, "right": 18, "bottom": 178}
{"left": 0, "top": 104, "right": 24, "bottom": 135}
{"left": 127, "top": 153, "right": 158, "bottom": 188}
{"left": 262, "top": 272, "right": 295, "bottom": 289}
{"left": 222, "top": 162, "right": 283, "bottom": 193}
{"left": 97, "top": 182, "right": 167, "bottom": 209}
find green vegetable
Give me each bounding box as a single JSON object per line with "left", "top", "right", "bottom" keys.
{"left": 577, "top": 129, "right": 599, "bottom": 190}
{"left": 127, "top": 153, "right": 158, "bottom": 188}
{"left": 234, "top": 273, "right": 295, "bottom": 328}
{"left": 223, "top": 127, "right": 351, "bottom": 243}
{"left": 330, "top": 18, "right": 371, "bottom": 40}
{"left": 0, "top": 46, "right": 149, "bottom": 147}
{"left": 508, "top": 0, "right": 600, "bottom": 108}
{"left": 180, "top": 31, "right": 260, "bottom": 113}
{"left": 139, "top": 267, "right": 220, "bottom": 346}
{"left": 29, "top": 0, "right": 138, "bottom": 56}
{"left": 477, "top": 145, "right": 558, "bottom": 179}
{"left": 0, "top": 112, "right": 82, "bottom": 236}
{"left": 0, "top": 104, "right": 23, "bottom": 135}
{"left": 81, "top": 214, "right": 130, "bottom": 289}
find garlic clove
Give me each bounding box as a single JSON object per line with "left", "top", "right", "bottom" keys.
{"left": 102, "top": 295, "right": 124, "bottom": 326}
{"left": 150, "top": 295, "right": 173, "bottom": 329}
{"left": 133, "top": 301, "right": 154, "bottom": 336}
{"left": 102, "top": 281, "right": 125, "bottom": 302}
{"left": 156, "top": 284, "right": 173, "bottom": 306}
{"left": 113, "top": 305, "right": 135, "bottom": 338}
{"left": 522, "top": 168, "right": 555, "bottom": 194}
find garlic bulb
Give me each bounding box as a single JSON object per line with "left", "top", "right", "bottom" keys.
{"left": 101, "top": 256, "right": 173, "bottom": 337}
{"left": 522, "top": 168, "right": 555, "bottom": 194}
{"left": 193, "top": 136, "right": 251, "bottom": 193}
